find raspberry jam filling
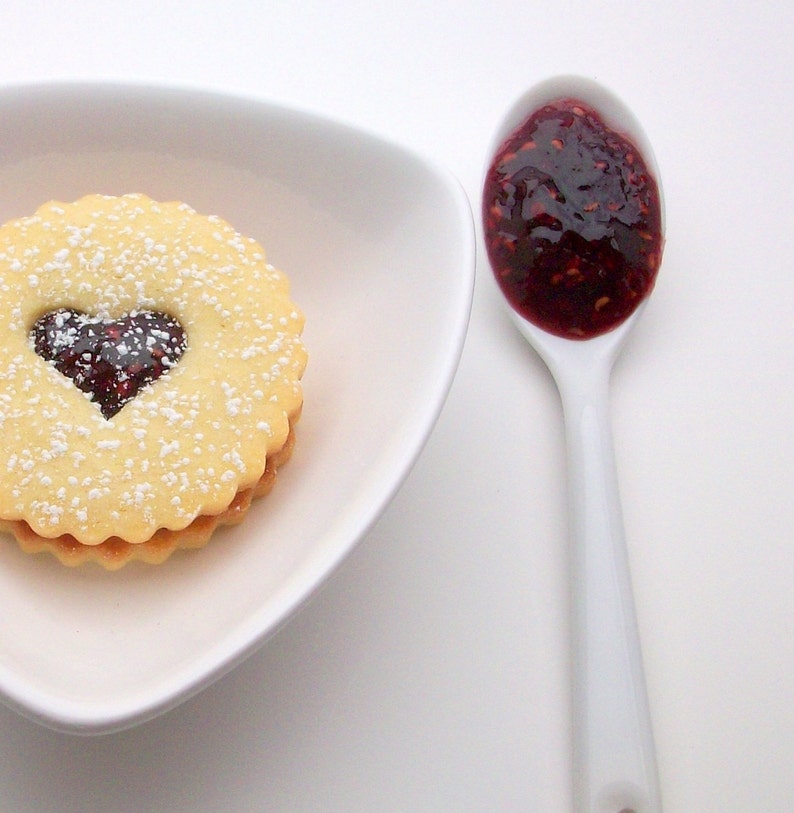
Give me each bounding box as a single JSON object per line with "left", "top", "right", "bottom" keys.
{"left": 31, "top": 308, "right": 187, "bottom": 419}
{"left": 483, "top": 98, "right": 663, "bottom": 339}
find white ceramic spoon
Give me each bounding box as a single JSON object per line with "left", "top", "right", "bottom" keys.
{"left": 484, "top": 76, "right": 664, "bottom": 813}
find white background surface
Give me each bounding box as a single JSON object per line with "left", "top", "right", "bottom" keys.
{"left": 0, "top": 2, "right": 792, "bottom": 811}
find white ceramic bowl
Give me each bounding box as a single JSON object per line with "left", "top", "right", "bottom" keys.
{"left": 0, "top": 82, "right": 474, "bottom": 733}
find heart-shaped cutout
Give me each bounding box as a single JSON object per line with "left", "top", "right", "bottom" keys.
{"left": 31, "top": 308, "right": 187, "bottom": 419}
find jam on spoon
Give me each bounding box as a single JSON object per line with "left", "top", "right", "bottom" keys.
{"left": 483, "top": 98, "right": 663, "bottom": 339}
{"left": 31, "top": 308, "right": 187, "bottom": 419}
{"left": 483, "top": 77, "right": 665, "bottom": 813}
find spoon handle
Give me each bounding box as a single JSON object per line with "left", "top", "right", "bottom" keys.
{"left": 558, "top": 363, "right": 662, "bottom": 813}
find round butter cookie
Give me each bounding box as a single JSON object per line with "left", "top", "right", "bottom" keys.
{"left": 0, "top": 194, "right": 306, "bottom": 568}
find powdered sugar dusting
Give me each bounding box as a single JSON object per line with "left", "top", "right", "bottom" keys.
{"left": 0, "top": 194, "right": 306, "bottom": 545}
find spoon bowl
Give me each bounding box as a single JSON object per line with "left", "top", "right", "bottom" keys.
{"left": 484, "top": 76, "right": 665, "bottom": 813}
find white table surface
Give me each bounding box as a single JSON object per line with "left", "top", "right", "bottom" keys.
{"left": 1, "top": 2, "right": 792, "bottom": 811}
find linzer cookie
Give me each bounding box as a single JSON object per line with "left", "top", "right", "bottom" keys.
{"left": 0, "top": 194, "right": 306, "bottom": 568}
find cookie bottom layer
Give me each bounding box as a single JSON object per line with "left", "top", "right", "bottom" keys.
{"left": 0, "top": 427, "right": 296, "bottom": 570}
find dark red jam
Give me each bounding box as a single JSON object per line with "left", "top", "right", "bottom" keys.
{"left": 483, "top": 98, "right": 663, "bottom": 339}
{"left": 31, "top": 308, "right": 187, "bottom": 419}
